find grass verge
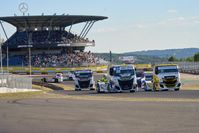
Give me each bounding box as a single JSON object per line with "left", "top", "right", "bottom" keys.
{"left": 50, "top": 83, "right": 73, "bottom": 91}
{"left": 0, "top": 84, "right": 52, "bottom": 99}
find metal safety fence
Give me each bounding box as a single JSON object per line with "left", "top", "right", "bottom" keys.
{"left": 174, "top": 62, "right": 199, "bottom": 74}
{"left": 153, "top": 62, "right": 199, "bottom": 74}
{"left": 0, "top": 73, "right": 32, "bottom": 89}
{"left": 165, "top": 62, "right": 199, "bottom": 74}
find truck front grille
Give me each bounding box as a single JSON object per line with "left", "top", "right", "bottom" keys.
{"left": 163, "top": 78, "right": 177, "bottom": 88}
{"left": 78, "top": 80, "right": 90, "bottom": 88}
{"left": 118, "top": 79, "right": 133, "bottom": 90}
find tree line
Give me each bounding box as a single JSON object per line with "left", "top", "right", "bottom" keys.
{"left": 168, "top": 52, "right": 199, "bottom": 62}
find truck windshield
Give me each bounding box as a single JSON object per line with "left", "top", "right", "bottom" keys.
{"left": 76, "top": 72, "right": 92, "bottom": 78}
{"left": 158, "top": 68, "right": 178, "bottom": 73}
{"left": 156, "top": 66, "right": 178, "bottom": 74}
{"left": 114, "top": 68, "right": 135, "bottom": 76}
{"left": 145, "top": 75, "right": 153, "bottom": 81}
{"left": 136, "top": 71, "right": 144, "bottom": 78}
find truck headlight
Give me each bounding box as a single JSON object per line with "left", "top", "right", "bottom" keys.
{"left": 112, "top": 78, "right": 119, "bottom": 85}
{"left": 133, "top": 78, "right": 137, "bottom": 84}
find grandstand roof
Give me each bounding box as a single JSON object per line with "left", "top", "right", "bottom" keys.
{"left": 0, "top": 15, "right": 108, "bottom": 28}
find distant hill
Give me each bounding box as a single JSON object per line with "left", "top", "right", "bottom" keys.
{"left": 95, "top": 53, "right": 167, "bottom": 64}
{"left": 124, "top": 48, "right": 199, "bottom": 58}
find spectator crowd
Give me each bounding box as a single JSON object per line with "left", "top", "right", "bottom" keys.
{"left": 24, "top": 51, "right": 97, "bottom": 67}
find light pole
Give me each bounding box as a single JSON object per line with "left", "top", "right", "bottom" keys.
{"left": 0, "top": 36, "right": 3, "bottom": 74}
{"left": 29, "top": 46, "right": 31, "bottom": 76}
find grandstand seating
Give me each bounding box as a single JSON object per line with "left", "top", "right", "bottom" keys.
{"left": 7, "top": 30, "right": 77, "bottom": 48}
{"left": 3, "top": 56, "right": 25, "bottom": 66}
{"left": 3, "top": 51, "right": 98, "bottom": 67}
{"left": 0, "top": 15, "right": 108, "bottom": 67}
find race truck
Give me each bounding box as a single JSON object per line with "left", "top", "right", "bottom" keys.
{"left": 51, "top": 73, "right": 64, "bottom": 83}
{"left": 153, "top": 64, "right": 181, "bottom": 91}
{"left": 73, "top": 70, "right": 95, "bottom": 91}
{"left": 108, "top": 65, "right": 137, "bottom": 92}
{"left": 143, "top": 71, "right": 153, "bottom": 91}
{"left": 136, "top": 71, "right": 152, "bottom": 91}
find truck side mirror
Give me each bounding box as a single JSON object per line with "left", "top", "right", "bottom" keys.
{"left": 109, "top": 68, "right": 114, "bottom": 76}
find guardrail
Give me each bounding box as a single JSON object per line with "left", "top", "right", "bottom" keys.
{"left": 0, "top": 74, "right": 32, "bottom": 89}
{"left": 1, "top": 65, "right": 108, "bottom": 74}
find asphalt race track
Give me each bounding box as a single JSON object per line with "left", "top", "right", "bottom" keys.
{"left": 0, "top": 98, "right": 199, "bottom": 133}
{"left": 0, "top": 74, "right": 199, "bottom": 133}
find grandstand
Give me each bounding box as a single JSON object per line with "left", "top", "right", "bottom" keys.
{"left": 0, "top": 15, "right": 107, "bottom": 67}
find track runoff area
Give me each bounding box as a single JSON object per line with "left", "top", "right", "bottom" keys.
{"left": 0, "top": 72, "right": 199, "bottom": 133}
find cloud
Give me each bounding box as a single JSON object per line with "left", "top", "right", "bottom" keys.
{"left": 178, "top": 17, "right": 185, "bottom": 21}
{"left": 167, "top": 16, "right": 185, "bottom": 22}
{"left": 130, "top": 24, "right": 147, "bottom": 29}
{"left": 193, "top": 20, "right": 199, "bottom": 24}
{"left": 157, "top": 21, "right": 167, "bottom": 25}
{"left": 136, "top": 24, "right": 146, "bottom": 29}
{"left": 191, "top": 16, "right": 199, "bottom": 24}
{"left": 168, "top": 9, "right": 178, "bottom": 14}
{"left": 94, "top": 27, "right": 118, "bottom": 33}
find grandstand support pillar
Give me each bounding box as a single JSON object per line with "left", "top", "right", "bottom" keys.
{"left": 80, "top": 21, "right": 93, "bottom": 38}
{"left": 82, "top": 21, "right": 96, "bottom": 39}
{"left": 47, "top": 19, "right": 53, "bottom": 42}
{"left": 0, "top": 21, "right": 9, "bottom": 71}
{"left": 0, "top": 38, "right": 3, "bottom": 73}
{"left": 79, "top": 21, "right": 89, "bottom": 38}
{"left": 66, "top": 22, "right": 74, "bottom": 39}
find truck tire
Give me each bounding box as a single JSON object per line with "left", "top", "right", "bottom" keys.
{"left": 174, "top": 88, "right": 180, "bottom": 91}
{"left": 130, "top": 90, "right": 135, "bottom": 93}
{"left": 55, "top": 78, "right": 58, "bottom": 83}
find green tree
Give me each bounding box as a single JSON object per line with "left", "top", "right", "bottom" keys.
{"left": 168, "top": 56, "right": 178, "bottom": 62}
{"left": 194, "top": 52, "right": 199, "bottom": 61}
{"left": 185, "top": 57, "right": 194, "bottom": 62}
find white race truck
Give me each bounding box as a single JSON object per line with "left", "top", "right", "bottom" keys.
{"left": 97, "top": 65, "right": 137, "bottom": 93}
{"left": 153, "top": 64, "right": 181, "bottom": 91}
{"left": 74, "top": 70, "right": 95, "bottom": 91}
{"left": 51, "top": 73, "right": 64, "bottom": 83}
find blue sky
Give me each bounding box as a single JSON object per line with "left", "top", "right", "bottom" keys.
{"left": 0, "top": 0, "right": 199, "bottom": 53}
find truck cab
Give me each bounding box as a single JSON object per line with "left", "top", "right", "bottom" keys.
{"left": 109, "top": 65, "right": 137, "bottom": 92}
{"left": 51, "top": 73, "right": 64, "bottom": 83}
{"left": 74, "top": 70, "right": 95, "bottom": 91}
{"left": 153, "top": 64, "right": 181, "bottom": 91}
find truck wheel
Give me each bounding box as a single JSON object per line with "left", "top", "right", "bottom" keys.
{"left": 97, "top": 88, "right": 101, "bottom": 93}
{"left": 90, "top": 88, "right": 95, "bottom": 91}
{"left": 130, "top": 90, "right": 135, "bottom": 93}
{"left": 174, "top": 88, "right": 180, "bottom": 91}
{"left": 55, "top": 78, "right": 58, "bottom": 83}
